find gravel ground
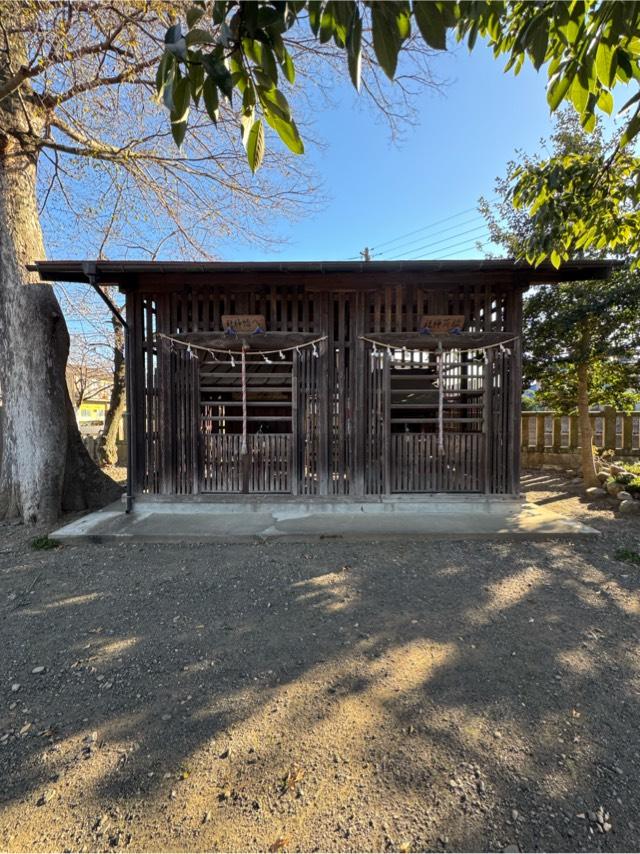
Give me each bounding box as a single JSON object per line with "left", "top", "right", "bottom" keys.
{"left": 0, "top": 471, "right": 639, "bottom": 853}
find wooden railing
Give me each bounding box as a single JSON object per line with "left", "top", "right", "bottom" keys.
{"left": 521, "top": 406, "right": 640, "bottom": 456}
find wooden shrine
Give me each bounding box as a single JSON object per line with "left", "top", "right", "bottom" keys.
{"left": 33, "top": 259, "right": 616, "bottom": 505}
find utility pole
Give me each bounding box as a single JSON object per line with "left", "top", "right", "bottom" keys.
{"left": 360, "top": 246, "right": 372, "bottom": 262}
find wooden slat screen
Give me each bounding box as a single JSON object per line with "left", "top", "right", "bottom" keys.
{"left": 131, "top": 279, "right": 521, "bottom": 497}
{"left": 390, "top": 434, "right": 483, "bottom": 492}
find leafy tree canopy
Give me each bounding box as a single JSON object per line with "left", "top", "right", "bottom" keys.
{"left": 156, "top": 1, "right": 640, "bottom": 156}
{"left": 522, "top": 274, "right": 640, "bottom": 413}
{"left": 482, "top": 110, "right": 640, "bottom": 413}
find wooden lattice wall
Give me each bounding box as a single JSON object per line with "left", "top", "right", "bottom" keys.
{"left": 126, "top": 274, "right": 523, "bottom": 498}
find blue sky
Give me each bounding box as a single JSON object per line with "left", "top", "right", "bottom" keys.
{"left": 218, "top": 41, "right": 569, "bottom": 263}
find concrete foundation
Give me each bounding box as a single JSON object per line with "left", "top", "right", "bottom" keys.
{"left": 51, "top": 496, "right": 599, "bottom": 543}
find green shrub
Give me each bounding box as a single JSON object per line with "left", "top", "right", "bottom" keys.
{"left": 626, "top": 477, "right": 640, "bottom": 495}
{"left": 30, "top": 536, "right": 61, "bottom": 551}
{"left": 615, "top": 547, "right": 640, "bottom": 567}
{"left": 611, "top": 473, "right": 635, "bottom": 485}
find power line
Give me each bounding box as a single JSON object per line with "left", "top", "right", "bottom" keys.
{"left": 370, "top": 206, "right": 479, "bottom": 254}
{"left": 381, "top": 217, "right": 486, "bottom": 259}
{"left": 389, "top": 223, "right": 490, "bottom": 260}
{"left": 427, "top": 235, "right": 493, "bottom": 260}
{"left": 406, "top": 231, "right": 491, "bottom": 260}
{"left": 374, "top": 215, "right": 484, "bottom": 258}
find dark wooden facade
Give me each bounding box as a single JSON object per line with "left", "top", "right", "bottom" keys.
{"left": 33, "top": 259, "right": 617, "bottom": 503}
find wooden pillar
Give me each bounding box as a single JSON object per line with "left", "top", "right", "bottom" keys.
{"left": 507, "top": 283, "right": 523, "bottom": 495}
{"left": 551, "top": 416, "right": 562, "bottom": 453}
{"left": 484, "top": 348, "right": 493, "bottom": 494}
{"left": 317, "top": 298, "right": 330, "bottom": 496}
{"left": 603, "top": 405, "right": 617, "bottom": 452}
{"left": 569, "top": 414, "right": 579, "bottom": 449}
{"left": 352, "top": 290, "right": 366, "bottom": 497}
{"left": 535, "top": 413, "right": 546, "bottom": 453}
{"left": 520, "top": 413, "right": 530, "bottom": 450}
{"left": 126, "top": 291, "right": 142, "bottom": 495}
{"left": 622, "top": 413, "right": 634, "bottom": 455}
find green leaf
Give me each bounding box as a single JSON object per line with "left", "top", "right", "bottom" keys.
{"left": 318, "top": 3, "right": 335, "bottom": 44}
{"left": 371, "top": 2, "right": 410, "bottom": 79}
{"left": 620, "top": 107, "right": 640, "bottom": 148}
{"left": 308, "top": 0, "right": 322, "bottom": 36}
{"left": 259, "top": 43, "right": 279, "bottom": 83}
{"left": 171, "top": 74, "right": 191, "bottom": 123}
{"left": 264, "top": 108, "right": 304, "bottom": 154}
{"left": 244, "top": 117, "right": 265, "bottom": 173}
{"left": 186, "top": 28, "right": 216, "bottom": 46}
{"left": 171, "top": 75, "right": 190, "bottom": 148}
{"left": 188, "top": 59, "right": 205, "bottom": 106}
{"left": 619, "top": 89, "right": 640, "bottom": 116}
{"left": 413, "top": 1, "right": 447, "bottom": 51}
{"left": 331, "top": 1, "right": 354, "bottom": 47}
{"left": 547, "top": 71, "right": 572, "bottom": 111}
{"left": 597, "top": 88, "right": 613, "bottom": 115}
{"left": 528, "top": 19, "right": 549, "bottom": 70}
{"left": 212, "top": 1, "right": 229, "bottom": 25}
{"left": 595, "top": 40, "right": 615, "bottom": 87}
{"left": 203, "top": 55, "right": 234, "bottom": 100}
{"left": 202, "top": 75, "right": 219, "bottom": 122}
{"left": 155, "top": 52, "right": 176, "bottom": 103}
{"left": 186, "top": 6, "right": 205, "bottom": 28}
{"left": 279, "top": 48, "right": 296, "bottom": 84}
{"left": 346, "top": 9, "right": 362, "bottom": 91}
{"left": 258, "top": 86, "right": 292, "bottom": 121}
{"left": 570, "top": 75, "right": 589, "bottom": 114}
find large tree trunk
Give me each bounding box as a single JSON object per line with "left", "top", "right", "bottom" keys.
{"left": 97, "top": 312, "right": 126, "bottom": 467}
{"left": 0, "top": 36, "right": 120, "bottom": 524}
{"left": 577, "top": 361, "right": 598, "bottom": 488}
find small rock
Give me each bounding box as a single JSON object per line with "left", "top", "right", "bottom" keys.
{"left": 36, "top": 790, "right": 54, "bottom": 806}
{"left": 10, "top": 683, "right": 20, "bottom": 693}
{"left": 616, "top": 491, "right": 632, "bottom": 501}
{"left": 585, "top": 487, "right": 607, "bottom": 498}
{"left": 607, "top": 481, "right": 626, "bottom": 497}
{"left": 620, "top": 499, "right": 640, "bottom": 515}
{"left": 161, "top": 714, "right": 172, "bottom": 721}
{"left": 31, "top": 666, "right": 46, "bottom": 675}
{"left": 511, "top": 809, "right": 519, "bottom": 821}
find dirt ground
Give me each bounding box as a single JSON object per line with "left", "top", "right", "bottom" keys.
{"left": 1, "top": 471, "right": 639, "bottom": 853}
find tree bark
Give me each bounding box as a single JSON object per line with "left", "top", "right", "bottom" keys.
{"left": 0, "top": 30, "right": 120, "bottom": 524}
{"left": 97, "top": 311, "right": 126, "bottom": 467}
{"left": 577, "top": 361, "right": 598, "bottom": 487}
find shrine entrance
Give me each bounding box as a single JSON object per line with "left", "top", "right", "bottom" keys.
{"left": 362, "top": 334, "right": 517, "bottom": 495}
{"left": 164, "top": 331, "right": 326, "bottom": 495}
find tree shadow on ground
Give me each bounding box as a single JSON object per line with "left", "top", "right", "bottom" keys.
{"left": 1, "top": 527, "right": 640, "bottom": 851}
